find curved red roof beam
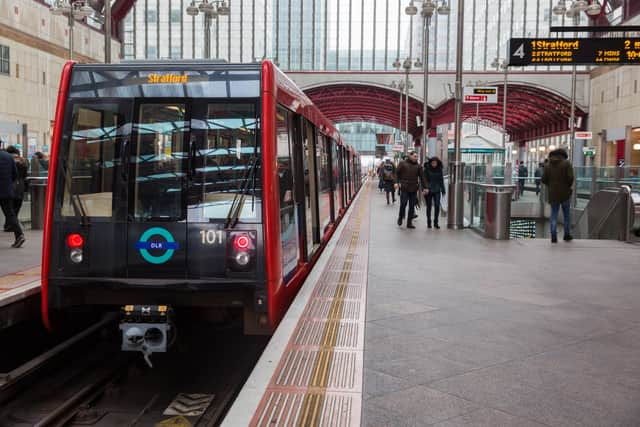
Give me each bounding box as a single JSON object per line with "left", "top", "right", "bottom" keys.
{"left": 306, "top": 83, "right": 587, "bottom": 142}
{"left": 304, "top": 84, "right": 431, "bottom": 138}
{"left": 430, "top": 84, "right": 588, "bottom": 142}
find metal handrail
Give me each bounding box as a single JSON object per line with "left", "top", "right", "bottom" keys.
{"left": 579, "top": 186, "right": 633, "bottom": 241}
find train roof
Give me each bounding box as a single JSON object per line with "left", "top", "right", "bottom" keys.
{"left": 65, "top": 60, "right": 355, "bottom": 155}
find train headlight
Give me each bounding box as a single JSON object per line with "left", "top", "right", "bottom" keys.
{"left": 235, "top": 251, "right": 250, "bottom": 266}
{"left": 70, "top": 248, "right": 83, "bottom": 264}
{"left": 227, "top": 231, "right": 256, "bottom": 272}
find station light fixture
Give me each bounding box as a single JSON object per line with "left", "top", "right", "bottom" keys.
{"left": 586, "top": 2, "right": 602, "bottom": 16}
{"left": 538, "top": 146, "right": 547, "bottom": 152}
{"left": 186, "top": 1, "right": 200, "bottom": 16}
{"left": 50, "top": 0, "right": 94, "bottom": 17}
{"left": 553, "top": 0, "right": 567, "bottom": 15}
{"left": 405, "top": 1, "right": 419, "bottom": 16}
{"left": 549, "top": 145, "right": 557, "bottom": 150}
{"left": 49, "top": 0, "right": 97, "bottom": 61}
{"left": 186, "top": 0, "right": 230, "bottom": 18}
{"left": 186, "top": 0, "right": 231, "bottom": 59}
{"left": 530, "top": 147, "right": 537, "bottom": 153}
{"left": 554, "top": 0, "right": 601, "bottom": 18}
{"left": 572, "top": 0, "right": 589, "bottom": 12}
{"left": 199, "top": 1, "right": 216, "bottom": 16}
{"left": 437, "top": 1, "right": 451, "bottom": 15}
{"left": 422, "top": 0, "right": 436, "bottom": 16}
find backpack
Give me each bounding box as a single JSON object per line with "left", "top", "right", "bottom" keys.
{"left": 382, "top": 165, "right": 394, "bottom": 181}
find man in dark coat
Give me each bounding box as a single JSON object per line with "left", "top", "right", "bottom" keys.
{"left": 396, "top": 151, "right": 428, "bottom": 229}
{"left": 518, "top": 162, "right": 528, "bottom": 195}
{"left": 4, "top": 146, "right": 27, "bottom": 231}
{"left": 541, "top": 148, "right": 573, "bottom": 243}
{"left": 534, "top": 162, "right": 544, "bottom": 196}
{"left": 0, "top": 149, "right": 25, "bottom": 247}
{"left": 380, "top": 158, "right": 396, "bottom": 204}
{"left": 424, "top": 157, "right": 446, "bottom": 229}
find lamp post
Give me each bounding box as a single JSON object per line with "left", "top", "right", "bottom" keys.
{"left": 413, "top": 1, "right": 450, "bottom": 161}
{"left": 393, "top": 57, "right": 414, "bottom": 152}
{"left": 186, "top": 1, "right": 230, "bottom": 59}
{"left": 447, "top": 0, "right": 465, "bottom": 229}
{"left": 393, "top": 58, "right": 404, "bottom": 145}
{"left": 104, "top": 0, "right": 111, "bottom": 63}
{"left": 492, "top": 57, "right": 510, "bottom": 183}
{"left": 49, "top": 1, "right": 94, "bottom": 60}
{"left": 403, "top": 57, "right": 412, "bottom": 151}
{"left": 391, "top": 78, "right": 405, "bottom": 148}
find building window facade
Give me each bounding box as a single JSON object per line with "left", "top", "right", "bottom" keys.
{"left": 122, "top": 0, "right": 587, "bottom": 72}
{"left": 0, "top": 45, "right": 9, "bottom": 76}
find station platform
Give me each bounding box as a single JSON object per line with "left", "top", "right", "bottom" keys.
{"left": 225, "top": 181, "right": 640, "bottom": 426}
{"left": 0, "top": 230, "right": 42, "bottom": 328}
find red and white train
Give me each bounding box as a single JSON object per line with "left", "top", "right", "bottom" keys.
{"left": 41, "top": 60, "right": 361, "bottom": 353}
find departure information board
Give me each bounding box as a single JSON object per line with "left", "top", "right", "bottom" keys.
{"left": 508, "top": 38, "right": 640, "bottom": 66}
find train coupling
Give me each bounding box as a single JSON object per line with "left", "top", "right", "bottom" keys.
{"left": 119, "top": 305, "right": 173, "bottom": 368}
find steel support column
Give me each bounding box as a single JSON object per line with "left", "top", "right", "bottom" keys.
{"left": 448, "top": 0, "right": 465, "bottom": 229}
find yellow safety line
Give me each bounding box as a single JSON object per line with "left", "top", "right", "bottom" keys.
{"left": 297, "top": 187, "right": 369, "bottom": 427}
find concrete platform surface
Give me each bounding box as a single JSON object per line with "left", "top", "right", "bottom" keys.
{"left": 365, "top": 185, "right": 640, "bottom": 426}
{"left": 0, "top": 229, "right": 42, "bottom": 276}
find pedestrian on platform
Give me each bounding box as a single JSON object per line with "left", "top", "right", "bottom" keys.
{"left": 4, "top": 146, "right": 27, "bottom": 232}
{"left": 381, "top": 158, "right": 396, "bottom": 204}
{"left": 518, "top": 162, "right": 528, "bottom": 195}
{"left": 396, "top": 151, "right": 428, "bottom": 229}
{"left": 424, "top": 156, "right": 445, "bottom": 229}
{"left": 541, "top": 148, "right": 574, "bottom": 243}
{"left": 376, "top": 162, "right": 384, "bottom": 192}
{"left": 0, "top": 149, "right": 26, "bottom": 248}
{"left": 534, "top": 162, "right": 544, "bottom": 196}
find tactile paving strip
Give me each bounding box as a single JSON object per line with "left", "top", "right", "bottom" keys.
{"left": 0, "top": 266, "right": 40, "bottom": 291}
{"left": 250, "top": 184, "right": 370, "bottom": 427}
{"left": 253, "top": 391, "right": 359, "bottom": 427}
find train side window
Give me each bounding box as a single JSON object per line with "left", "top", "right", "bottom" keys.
{"left": 276, "top": 108, "right": 299, "bottom": 279}
{"left": 315, "top": 132, "right": 331, "bottom": 234}
{"left": 61, "top": 103, "right": 129, "bottom": 218}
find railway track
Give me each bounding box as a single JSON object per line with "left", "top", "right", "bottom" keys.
{"left": 0, "top": 315, "right": 268, "bottom": 427}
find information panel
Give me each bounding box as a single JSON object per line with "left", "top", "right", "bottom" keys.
{"left": 508, "top": 38, "right": 640, "bottom": 66}
{"left": 463, "top": 86, "right": 498, "bottom": 103}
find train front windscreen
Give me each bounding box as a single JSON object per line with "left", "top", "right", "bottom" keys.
{"left": 51, "top": 65, "right": 263, "bottom": 283}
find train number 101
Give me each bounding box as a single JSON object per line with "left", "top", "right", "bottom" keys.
{"left": 200, "top": 229, "right": 223, "bottom": 245}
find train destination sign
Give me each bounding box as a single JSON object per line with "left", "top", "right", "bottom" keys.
{"left": 508, "top": 38, "right": 640, "bottom": 66}
{"left": 463, "top": 86, "right": 498, "bottom": 103}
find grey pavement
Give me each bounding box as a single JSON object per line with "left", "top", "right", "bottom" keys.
{"left": 364, "top": 185, "right": 640, "bottom": 426}
{"left": 0, "top": 229, "right": 42, "bottom": 275}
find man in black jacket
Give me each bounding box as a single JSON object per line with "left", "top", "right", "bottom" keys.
{"left": 0, "top": 149, "right": 25, "bottom": 247}
{"left": 424, "top": 157, "right": 446, "bottom": 229}
{"left": 396, "top": 151, "right": 428, "bottom": 229}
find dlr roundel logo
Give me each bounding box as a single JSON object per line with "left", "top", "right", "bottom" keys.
{"left": 135, "top": 227, "right": 179, "bottom": 265}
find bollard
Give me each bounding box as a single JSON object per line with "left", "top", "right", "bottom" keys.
{"left": 484, "top": 185, "right": 514, "bottom": 240}
{"left": 28, "top": 177, "right": 47, "bottom": 230}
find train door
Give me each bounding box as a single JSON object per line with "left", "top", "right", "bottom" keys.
{"left": 303, "top": 120, "right": 320, "bottom": 257}
{"left": 127, "top": 101, "right": 189, "bottom": 278}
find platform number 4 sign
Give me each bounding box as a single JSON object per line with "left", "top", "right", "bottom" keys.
{"left": 513, "top": 43, "right": 525, "bottom": 59}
